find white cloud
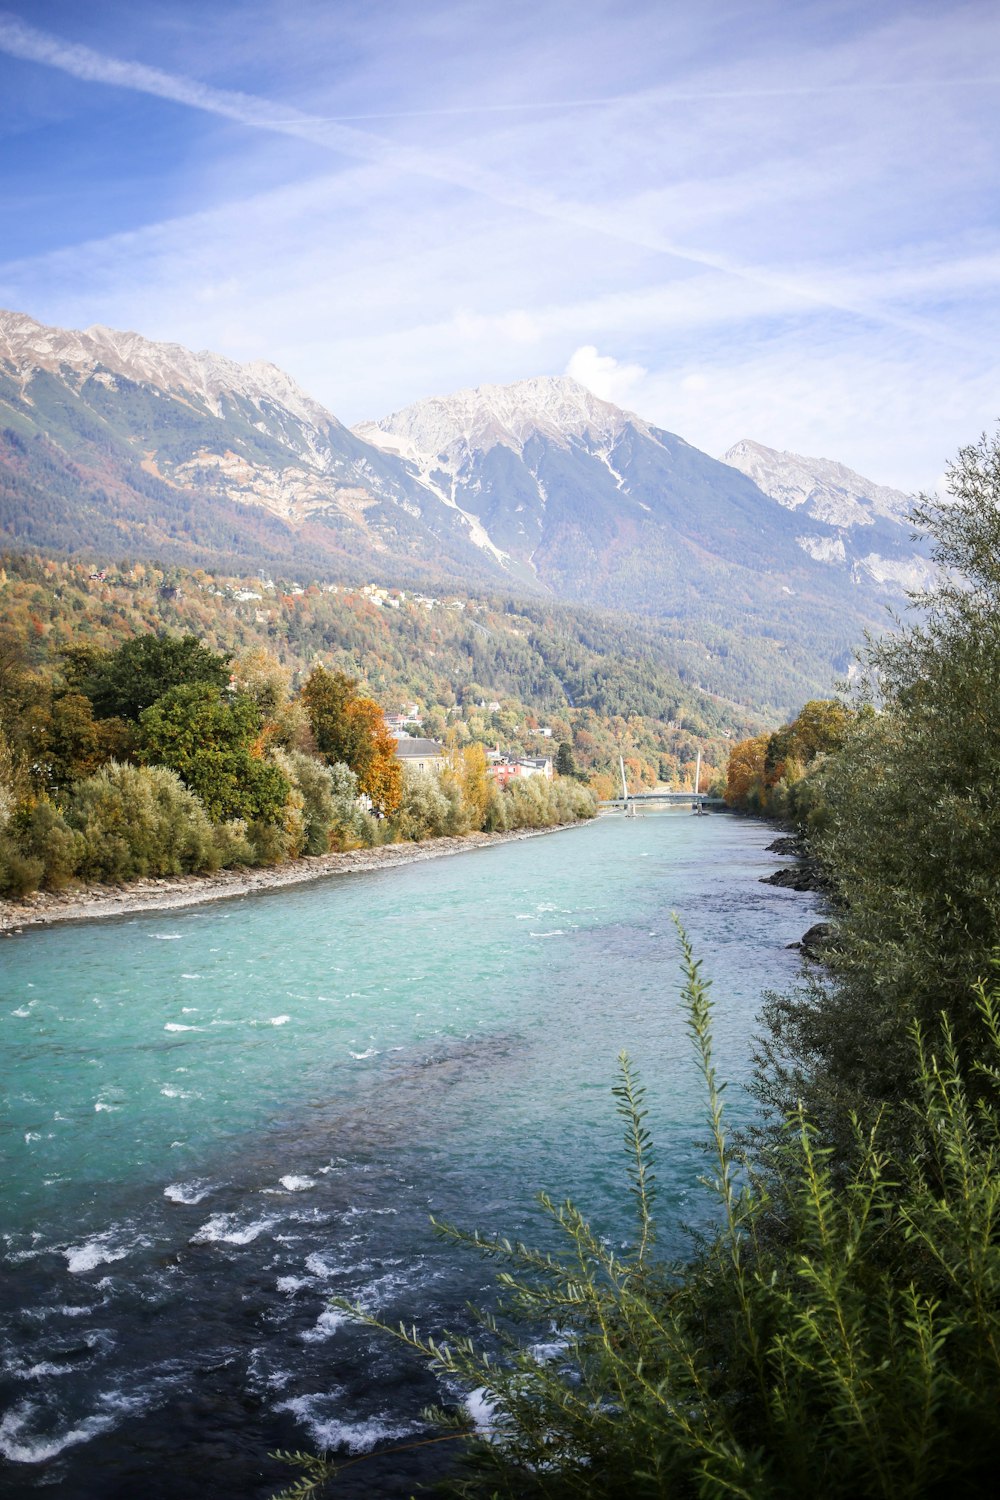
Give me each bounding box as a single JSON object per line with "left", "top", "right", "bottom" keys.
{"left": 565, "top": 345, "right": 647, "bottom": 405}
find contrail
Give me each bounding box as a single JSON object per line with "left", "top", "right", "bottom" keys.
{"left": 286, "top": 75, "right": 1000, "bottom": 124}
{"left": 0, "top": 11, "right": 985, "bottom": 350}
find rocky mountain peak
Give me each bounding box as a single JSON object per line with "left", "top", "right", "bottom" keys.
{"left": 0, "top": 308, "right": 333, "bottom": 432}
{"left": 723, "top": 437, "right": 914, "bottom": 528}
{"left": 355, "top": 375, "right": 636, "bottom": 466}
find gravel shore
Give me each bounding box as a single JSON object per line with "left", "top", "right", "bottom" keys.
{"left": 0, "top": 824, "right": 582, "bottom": 934}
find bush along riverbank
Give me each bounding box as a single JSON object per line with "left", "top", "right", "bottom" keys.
{"left": 0, "top": 641, "right": 596, "bottom": 906}
{"left": 273, "top": 431, "right": 1000, "bottom": 1498}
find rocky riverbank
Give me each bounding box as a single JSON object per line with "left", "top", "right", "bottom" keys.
{"left": 757, "top": 833, "right": 834, "bottom": 954}
{"left": 0, "top": 824, "right": 582, "bottom": 934}
{"left": 760, "top": 833, "right": 826, "bottom": 893}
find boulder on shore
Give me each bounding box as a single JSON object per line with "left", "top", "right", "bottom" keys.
{"left": 788, "top": 921, "right": 836, "bottom": 957}
{"left": 761, "top": 865, "right": 823, "bottom": 893}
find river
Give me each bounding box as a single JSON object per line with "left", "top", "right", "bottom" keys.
{"left": 0, "top": 810, "right": 817, "bottom": 1497}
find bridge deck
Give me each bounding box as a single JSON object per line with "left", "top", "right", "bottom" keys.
{"left": 599, "top": 792, "right": 725, "bottom": 808}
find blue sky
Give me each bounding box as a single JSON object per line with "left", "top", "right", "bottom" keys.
{"left": 1, "top": 0, "right": 998, "bottom": 490}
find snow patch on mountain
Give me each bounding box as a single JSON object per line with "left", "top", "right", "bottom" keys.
{"left": 797, "top": 534, "right": 847, "bottom": 565}
{"left": 348, "top": 429, "right": 509, "bottom": 565}
{"left": 858, "top": 553, "right": 937, "bottom": 591}
{"left": 593, "top": 446, "right": 628, "bottom": 491}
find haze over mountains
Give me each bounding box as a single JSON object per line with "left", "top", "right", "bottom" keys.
{"left": 0, "top": 309, "right": 930, "bottom": 711}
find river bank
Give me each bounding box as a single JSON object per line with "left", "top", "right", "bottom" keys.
{"left": 0, "top": 823, "right": 582, "bottom": 934}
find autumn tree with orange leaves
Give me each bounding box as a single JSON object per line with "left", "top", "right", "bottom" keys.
{"left": 346, "top": 696, "right": 402, "bottom": 816}
{"left": 302, "top": 665, "right": 402, "bottom": 816}
{"left": 724, "top": 733, "right": 770, "bottom": 811}
{"left": 725, "top": 702, "right": 850, "bottom": 814}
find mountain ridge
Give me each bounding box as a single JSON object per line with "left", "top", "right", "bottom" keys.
{"left": 723, "top": 437, "right": 915, "bottom": 528}
{"left": 357, "top": 373, "right": 928, "bottom": 599}
{"left": 0, "top": 307, "right": 932, "bottom": 710}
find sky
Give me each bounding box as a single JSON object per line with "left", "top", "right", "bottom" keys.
{"left": 0, "top": 0, "right": 998, "bottom": 492}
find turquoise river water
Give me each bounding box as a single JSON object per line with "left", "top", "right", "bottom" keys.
{"left": 0, "top": 811, "right": 818, "bottom": 1498}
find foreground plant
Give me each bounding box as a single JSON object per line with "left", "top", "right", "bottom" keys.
{"left": 275, "top": 933, "right": 1000, "bottom": 1499}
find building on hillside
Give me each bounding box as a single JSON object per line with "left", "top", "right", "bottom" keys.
{"left": 487, "top": 753, "right": 553, "bottom": 787}
{"left": 393, "top": 736, "right": 445, "bottom": 774}
{"left": 385, "top": 704, "right": 423, "bottom": 733}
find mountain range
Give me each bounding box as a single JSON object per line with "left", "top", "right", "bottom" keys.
{"left": 0, "top": 309, "right": 930, "bottom": 712}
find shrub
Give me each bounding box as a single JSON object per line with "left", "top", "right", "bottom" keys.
{"left": 326, "top": 761, "right": 376, "bottom": 849}
{"left": 66, "top": 762, "right": 219, "bottom": 882}
{"left": 270, "top": 749, "right": 370, "bottom": 854}
{"left": 212, "top": 818, "right": 255, "bottom": 868}
{"left": 393, "top": 770, "right": 468, "bottom": 841}
{"left": 13, "top": 798, "right": 83, "bottom": 889}
{"left": 246, "top": 816, "right": 295, "bottom": 867}
{"left": 481, "top": 783, "right": 509, "bottom": 832}
{"left": 0, "top": 835, "right": 44, "bottom": 898}
{"left": 503, "top": 774, "right": 597, "bottom": 829}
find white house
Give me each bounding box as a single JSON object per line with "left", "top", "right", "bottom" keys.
{"left": 393, "top": 737, "right": 446, "bottom": 774}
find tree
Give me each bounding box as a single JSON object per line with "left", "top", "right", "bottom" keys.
{"left": 301, "top": 666, "right": 402, "bottom": 815}
{"left": 347, "top": 697, "right": 403, "bottom": 816}
{"left": 555, "top": 740, "right": 579, "bottom": 778}
{"left": 724, "top": 733, "right": 769, "bottom": 809}
{"left": 459, "top": 742, "right": 491, "bottom": 826}
{"left": 301, "top": 666, "right": 367, "bottom": 767}
{"left": 138, "top": 683, "right": 288, "bottom": 823}
{"left": 228, "top": 645, "right": 290, "bottom": 718}
{"left": 763, "top": 698, "right": 850, "bottom": 786}
{"left": 759, "top": 429, "right": 1000, "bottom": 1153}
{"left": 22, "top": 690, "right": 122, "bottom": 793}
{"left": 84, "top": 633, "right": 231, "bottom": 721}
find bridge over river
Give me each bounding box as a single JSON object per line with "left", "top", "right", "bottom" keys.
{"left": 599, "top": 791, "right": 726, "bottom": 811}
{"left": 600, "top": 751, "right": 725, "bottom": 813}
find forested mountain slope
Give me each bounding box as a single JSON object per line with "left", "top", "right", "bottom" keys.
{"left": 1, "top": 553, "right": 766, "bottom": 792}
{"left": 1, "top": 311, "right": 928, "bottom": 713}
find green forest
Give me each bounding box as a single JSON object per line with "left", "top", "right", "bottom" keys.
{"left": 272, "top": 431, "right": 1000, "bottom": 1499}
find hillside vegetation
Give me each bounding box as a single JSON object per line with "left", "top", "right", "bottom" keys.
{"left": 0, "top": 616, "right": 598, "bottom": 901}
{"left": 0, "top": 553, "right": 762, "bottom": 800}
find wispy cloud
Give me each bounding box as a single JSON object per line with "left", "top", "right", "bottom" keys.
{"left": 0, "top": 8, "right": 985, "bottom": 354}
{"left": 0, "top": 1, "right": 997, "bottom": 487}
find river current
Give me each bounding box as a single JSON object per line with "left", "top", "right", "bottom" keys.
{"left": 0, "top": 811, "right": 817, "bottom": 1497}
